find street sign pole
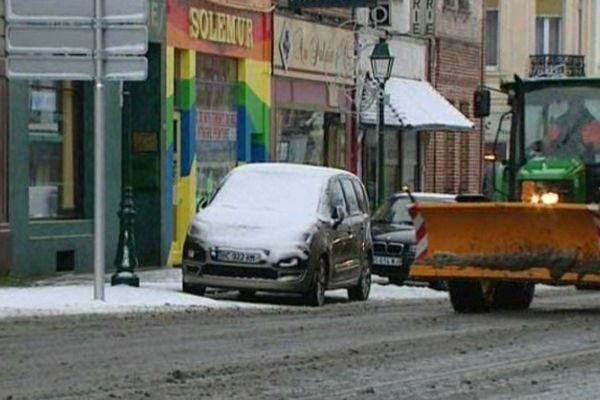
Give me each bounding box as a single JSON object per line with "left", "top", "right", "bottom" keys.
{"left": 6, "top": 0, "right": 148, "bottom": 301}
{"left": 94, "top": 0, "right": 106, "bottom": 301}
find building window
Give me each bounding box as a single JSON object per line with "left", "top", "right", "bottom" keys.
{"left": 196, "top": 55, "right": 239, "bottom": 202}
{"left": 277, "top": 110, "right": 325, "bottom": 165}
{"left": 28, "top": 81, "right": 83, "bottom": 220}
{"left": 536, "top": 17, "right": 562, "bottom": 54}
{"left": 486, "top": 9, "right": 499, "bottom": 67}
{"left": 458, "top": 0, "right": 470, "bottom": 11}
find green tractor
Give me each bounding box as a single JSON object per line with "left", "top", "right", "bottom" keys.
{"left": 480, "top": 76, "right": 600, "bottom": 205}
{"left": 407, "top": 76, "right": 600, "bottom": 312}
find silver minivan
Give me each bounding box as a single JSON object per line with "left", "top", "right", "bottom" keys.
{"left": 182, "top": 163, "right": 373, "bottom": 306}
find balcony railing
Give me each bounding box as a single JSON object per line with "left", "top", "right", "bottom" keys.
{"left": 529, "top": 54, "right": 585, "bottom": 78}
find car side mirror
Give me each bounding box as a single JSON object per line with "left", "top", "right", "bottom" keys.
{"left": 474, "top": 88, "right": 491, "bottom": 118}
{"left": 331, "top": 205, "right": 345, "bottom": 228}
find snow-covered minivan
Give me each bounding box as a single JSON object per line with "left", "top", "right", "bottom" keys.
{"left": 182, "top": 163, "right": 372, "bottom": 306}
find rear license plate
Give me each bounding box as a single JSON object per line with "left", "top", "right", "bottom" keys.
{"left": 373, "top": 256, "right": 402, "bottom": 266}
{"left": 216, "top": 250, "right": 262, "bottom": 264}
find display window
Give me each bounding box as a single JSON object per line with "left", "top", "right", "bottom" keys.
{"left": 28, "top": 81, "right": 83, "bottom": 220}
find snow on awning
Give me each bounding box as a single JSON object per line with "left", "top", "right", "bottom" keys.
{"left": 360, "top": 77, "right": 475, "bottom": 132}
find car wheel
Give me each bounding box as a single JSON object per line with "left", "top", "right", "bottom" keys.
{"left": 348, "top": 256, "right": 371, "bottom": 301}
{"left": 306, "top": 257, "right": 327, "bottom": 307}
{"left": 182, "top": 281, "right": 206, "bottom": 296}
{"left": 238, "top": 289, "right": 256, "bottom": 300}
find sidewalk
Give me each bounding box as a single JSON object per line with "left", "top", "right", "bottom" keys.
{"left": 0, "top": 267, "right": 448, "bottom": 320}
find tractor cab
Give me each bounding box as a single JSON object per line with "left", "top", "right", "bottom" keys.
{"left": 478, "top": 77, "right": 600, "bottom": 204}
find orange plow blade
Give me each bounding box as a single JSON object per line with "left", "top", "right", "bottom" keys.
{"left": 408, "top": 203, "right": 600, "bottom": 285}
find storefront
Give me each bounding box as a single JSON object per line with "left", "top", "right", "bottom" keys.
{"left": 273, "top": 15, "right": 354, "bottom": 170}
{"left": 7, "top": 75, "right": 123, "bottom": 276}
{"left": 358, "top": 35, "right": 472, "bottom": 204}
{"left": 166, "top": 0, "right": 272, "bottom": 265}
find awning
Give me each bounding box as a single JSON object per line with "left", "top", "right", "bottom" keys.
{"left": 360, "top": 77, "right": 475, "bottom": 132}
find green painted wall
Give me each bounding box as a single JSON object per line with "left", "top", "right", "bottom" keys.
{"left": 9, "top": 81, "right": 122, "bottom": 277}
{"left": 125, "top": 44, "right": 164, "bottom": 267}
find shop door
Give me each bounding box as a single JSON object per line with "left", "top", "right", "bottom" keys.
{"left": 324, "top": 113, "right": 346, "bottom": 169}
{"left": 171, "top": 111, "right": 184, "bottom": 266}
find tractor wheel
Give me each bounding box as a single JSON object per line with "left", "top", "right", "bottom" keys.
{"left": 492, "top": 282, "right": 535, "bottom": 310}
{"left": 448, "top": 281, "right": 493, "bottom": 313}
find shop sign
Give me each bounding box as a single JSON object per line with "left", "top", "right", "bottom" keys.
{"left": 411, "top": 0, "right": 436, "bottom": 37}
{"left": 274, "top": 15, "right": 354, "bottom": 82}
{"left": 189, "top": 7, "right": 253, "bottom": 49}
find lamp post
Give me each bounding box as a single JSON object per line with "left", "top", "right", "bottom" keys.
{"left": 370, "top": 38, "right": 394, "bottom": 206}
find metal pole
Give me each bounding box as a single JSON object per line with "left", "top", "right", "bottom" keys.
{"left": 377, "top": 80, "right": 385, "bottom": 206}
{"left": 94, "top": 0, "right": 106, "bottom": 301}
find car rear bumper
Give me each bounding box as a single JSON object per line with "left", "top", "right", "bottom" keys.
{"left": 182, "top": 261, "right": 314, "bottom": 293}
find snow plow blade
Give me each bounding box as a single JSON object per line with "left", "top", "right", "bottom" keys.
{"left": 408, "top": 203, "right": 600, "bottom": 286}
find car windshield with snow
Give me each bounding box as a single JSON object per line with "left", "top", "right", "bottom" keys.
{"left": 182, "top": 163, "right": 373, "bottom": 306}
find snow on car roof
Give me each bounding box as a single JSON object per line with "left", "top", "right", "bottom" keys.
{"left": 233, "top": 163, "right": 354, "bottom": 179}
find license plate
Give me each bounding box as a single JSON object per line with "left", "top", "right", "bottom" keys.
{"left": 216, "top": 250, "right": 262, "bottom": 264}
{"left": 373, "top": 256, "right": 402, "bottom": 266}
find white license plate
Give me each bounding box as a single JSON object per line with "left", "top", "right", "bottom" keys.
{"left": 216, "top": 250, "right": 262, "bottom": 264}
{"left": 373, "top": 256, "right": 403, "bottom": 266}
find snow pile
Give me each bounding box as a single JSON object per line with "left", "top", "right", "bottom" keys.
{"left": 0, "top": 270, "right": 453, "bottom": 320}
{"left": 0, "top": 281, "right": 272, "bottom": 319}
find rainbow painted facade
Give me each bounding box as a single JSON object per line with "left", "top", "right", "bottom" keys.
{"left": 166, "top": 0, "right": 272, "bottom": 266}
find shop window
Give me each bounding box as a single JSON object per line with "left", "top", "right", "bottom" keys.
{"left": 383, "top": 129, "right": 400, "bottom": 199}
{"left": 277, "top": 109, "right": 325, "bottom": 165}
{"left": 28, "top": 81, "right": 83, "bottom": 220}
{"left": 196, "top": 55, "right": 239, "bottom": 202}
{"left": 278, "top": 110, "right": 346, "bottom": 168}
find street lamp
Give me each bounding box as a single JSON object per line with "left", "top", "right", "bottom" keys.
{"left": 370, "top": 38, "right": 394, "bottom": 206}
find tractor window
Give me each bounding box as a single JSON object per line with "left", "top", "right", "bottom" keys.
{"left": 525, "top": 86, "right": 600, "bottom": 164}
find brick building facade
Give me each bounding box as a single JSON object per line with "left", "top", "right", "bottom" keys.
{"left": 425, "top": 0, "right": 485, "bottom": 194}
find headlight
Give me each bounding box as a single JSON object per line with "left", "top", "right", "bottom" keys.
{"left": 521, "top": 181, "right": 563, "bottom": 205}
{"left": 183, "top": 241, "right": 207, "bottom": 262}
{"left": 278, "top": 258, "right": 299, "bottom": 268}
{"left": 540, "top": 192, "right": 559, "bottom": 205}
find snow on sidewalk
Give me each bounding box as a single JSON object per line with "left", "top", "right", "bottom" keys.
{"left": 0, "top": 268, "right": 448, "bottom": 320}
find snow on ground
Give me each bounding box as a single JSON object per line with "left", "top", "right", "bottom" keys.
{"left": 0, "top": 268, "right": 447, "bottom": 319}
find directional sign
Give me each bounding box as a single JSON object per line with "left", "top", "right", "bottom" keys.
{"left": 7, "top": 0, "right": 146, "bottom": 24}
{"left": 7, "top": 56, "right": 148, "bottom": 81}
{"left": 7, "top": 26, "right": 148, "bottom": 56}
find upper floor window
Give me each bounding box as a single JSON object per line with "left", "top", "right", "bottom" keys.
{"left": 486, "top": 9, "right": 499, "bottom": 67}
{"left": 536, "top": 17, "right": 562, "bottom": 54}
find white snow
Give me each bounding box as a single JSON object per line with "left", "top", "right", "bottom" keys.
{"left": 0, "top": 269, "right": 448, "bottom": 320}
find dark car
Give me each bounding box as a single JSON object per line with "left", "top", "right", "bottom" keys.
{"left": 371, "top": 192, "right": 456, "bottom": 288}
{"left": 182, "top": 163, "right": 373, "bottom": 307}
